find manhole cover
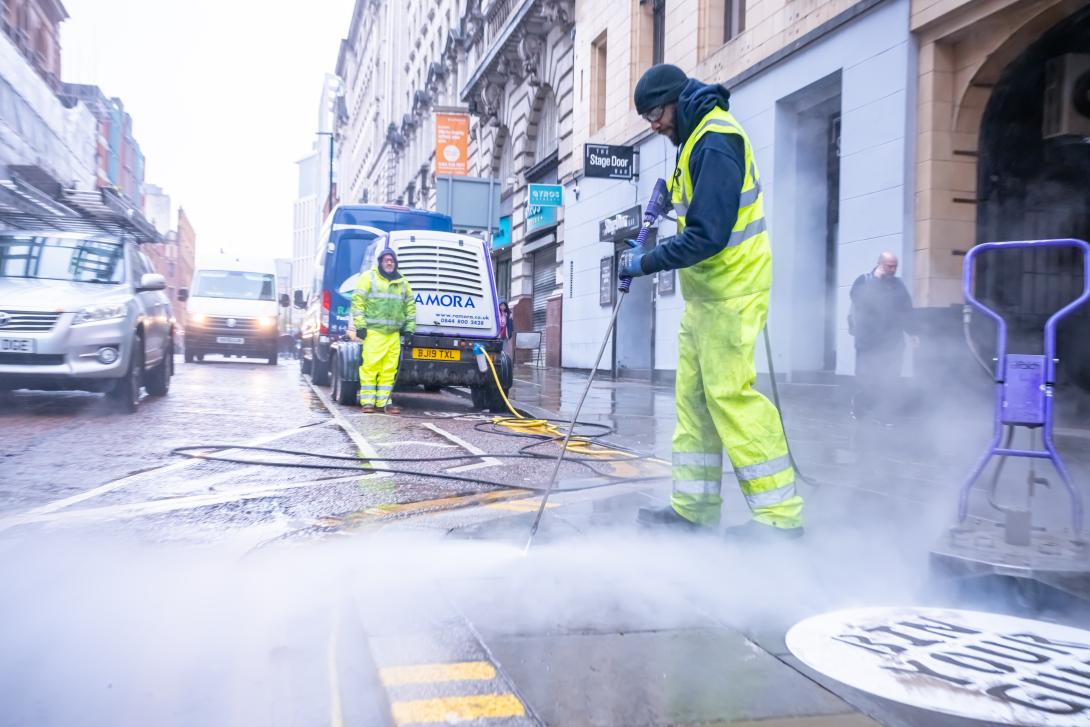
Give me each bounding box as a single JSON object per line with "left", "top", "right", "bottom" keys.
{"left": 786, "top": 607, "right": 1090, "bottom": 726}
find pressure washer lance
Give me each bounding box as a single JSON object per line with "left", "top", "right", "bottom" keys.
{"left": 524, "top": 178, "right": 670, "bottom": 553}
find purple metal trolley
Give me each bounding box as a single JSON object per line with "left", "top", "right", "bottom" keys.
{"left": 932, "top": 238, "right": 1090, "bottom": 600}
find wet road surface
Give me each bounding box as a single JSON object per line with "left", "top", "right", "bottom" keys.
{"left": 2, "top": 354, "right": 1089, "bottom": 726}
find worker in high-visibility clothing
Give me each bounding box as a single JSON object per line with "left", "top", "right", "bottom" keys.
{"left": 622, "top": 64, "right": 804, "bottom": 540}
{"left": 349, "top": 246, "right": 416, "bottom": 414}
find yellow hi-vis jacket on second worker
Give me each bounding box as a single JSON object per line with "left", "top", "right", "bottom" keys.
{"left": 351, "top": 266, "right": 416, "bottom": 408}
{"left": 666, "top": 104, "right": 803, "bottom": 529}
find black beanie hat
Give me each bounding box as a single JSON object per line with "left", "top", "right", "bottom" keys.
{"left": 633, "top": 64, "right": 689, "bottom": 115}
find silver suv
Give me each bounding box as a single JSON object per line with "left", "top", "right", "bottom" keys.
{"left": 0, "top": 231, "right": 175, "bottom": 411}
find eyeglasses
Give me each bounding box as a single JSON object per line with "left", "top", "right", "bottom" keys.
{"left": 641, "top": 106, "right": 666, "bottom": 123}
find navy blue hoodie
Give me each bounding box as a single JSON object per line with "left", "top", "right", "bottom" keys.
{"left": 640, "top": 79, "right": 746, "bottom": 275}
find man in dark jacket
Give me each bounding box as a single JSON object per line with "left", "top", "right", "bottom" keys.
{"left": 848, "top": 251, "right": 917, "bottom": 421}
{"left": 624, "top": 64, "right": 802, "bottom": 540}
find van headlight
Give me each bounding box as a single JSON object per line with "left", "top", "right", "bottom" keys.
{"left": 73, "top": 302, "right": 128, "bottom": 325}
{"left": 257, "top": 316, "right": 275, "bottom": 328}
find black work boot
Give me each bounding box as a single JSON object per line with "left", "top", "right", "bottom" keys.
{"left": 723, "top": 520, "right": 804, "bottom": 543}
{"left": 636, "top": 504, "right": 705, "bottom": 532}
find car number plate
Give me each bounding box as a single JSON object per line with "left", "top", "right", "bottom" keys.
{"left": 412, "top": 347, "right": 459, "bottom": 361}
{"left": 0, "top": 337, "right": 34, "bottom": 353}
{"left": 216, "top": 336, "right": 245, "bottom": 345}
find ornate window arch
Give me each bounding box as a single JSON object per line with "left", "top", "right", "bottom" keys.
{"left": 533, "top": 87, "right": 558, "bottom": 164}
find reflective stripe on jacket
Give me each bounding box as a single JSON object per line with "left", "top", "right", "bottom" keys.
{"left": 668, "top": 107, "right": 772, "bottom": 302}
{"left": 351, "top": 268, "right": 416, "bottom": 335}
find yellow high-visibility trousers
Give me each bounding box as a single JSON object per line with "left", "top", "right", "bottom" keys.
{"left": 670, "top": 291, "right": 804, "bottom": 528}
{"left": 359, "top": 329, "right": 401, "bottom": 408}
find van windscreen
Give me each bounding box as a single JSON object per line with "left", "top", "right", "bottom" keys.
{"left": 193, "top": 270, "right": 276, "bottom": 300}
{"left": 335, "top": 234, "right": 381, "bottom": 282}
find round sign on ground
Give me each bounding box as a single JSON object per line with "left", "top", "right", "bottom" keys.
{"left": 786, "top": 607, "right": 1090, "bottom": 726}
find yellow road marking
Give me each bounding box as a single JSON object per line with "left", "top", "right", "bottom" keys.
{"left": 598, "top": 459, "right": 645, "bottom": 478}
{"left": 380, "top": 661, "right": 496, "bottom": 686}
{"left": 390, "top": 694, "right": 525, "bottom": 725}
{"left": 485, "top": 499, "right": 559, "bottom": 513}
{"left": 338, "top": 489, "right": 532, "bottom": 526}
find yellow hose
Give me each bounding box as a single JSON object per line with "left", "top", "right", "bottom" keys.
{"left": 481, "top": 350, "right": 636, "bottom": 459}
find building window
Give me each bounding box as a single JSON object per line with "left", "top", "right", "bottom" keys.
{"left": 534, "top": 88, "right": 558, "bottom": 163}
{"left": 634, "top": 1, "right": 665, "bottom": 99}
{"left": 651, "top": 0, "right": 665, "bottom": 65}
{"left": 725, "top": 0, "right": 745, "bottom": 41}
{"left": 700, "top": 0, "right": 745, "bottom": 59}
{"left": 590, "top": 31, "right": 608, "bottom": 134}
{"left": 495, "top": 258, "right": 511, "bottom": 303}
{"left": 497, "top": 132, "right": 513, "bottom": 193}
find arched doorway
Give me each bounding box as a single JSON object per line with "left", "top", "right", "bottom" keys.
{"left": 976, "top": 6, "right": 1090, "bottom": 387}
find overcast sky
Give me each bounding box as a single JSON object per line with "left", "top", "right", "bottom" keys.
{"left": 62, "top": 0, "right": 355, "bottom": 262}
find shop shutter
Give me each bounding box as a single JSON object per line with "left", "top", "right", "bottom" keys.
{"left": 531, "top": 247, "right": 557, "bottom": 364}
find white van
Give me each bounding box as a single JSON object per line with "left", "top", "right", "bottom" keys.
{"left": 328, "top": 230, "right": 513, "bottom": 410}
{"left": 178, "top": 256, "right": 288, "bottom": 365}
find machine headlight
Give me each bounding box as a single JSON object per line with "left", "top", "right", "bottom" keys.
{"left": 257, "top": 316, "right": 275, "bottom": 328}
{"left": 72, "top": 302, "right": 128, "bottom": 325}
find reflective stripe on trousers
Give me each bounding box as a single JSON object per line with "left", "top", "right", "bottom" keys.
{"left": 671, "top": 451, "right": 723, "bottom": 497}
{"left": 734, "top": 453, "right": 798, "bottom": 510}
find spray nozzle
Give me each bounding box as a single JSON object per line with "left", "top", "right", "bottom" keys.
{"left": 618, "top": 178, "right": 669, "bottom": 294}
{"left": 642, "top": 178, "right": 669, "bottom": 225}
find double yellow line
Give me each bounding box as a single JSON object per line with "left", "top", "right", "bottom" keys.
{"left": 381, "top": 661, "right": 526, "bottom": 725}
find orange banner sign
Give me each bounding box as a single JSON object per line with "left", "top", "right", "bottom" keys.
{"left": 435, "top": 113, "right": 470, "bottom": 176}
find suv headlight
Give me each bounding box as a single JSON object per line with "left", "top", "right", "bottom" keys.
{"left": 73, "top": 302, "right": 129, "bottom": 325}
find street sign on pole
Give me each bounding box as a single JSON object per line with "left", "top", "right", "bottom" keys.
{"left": 527, "top": 183, "right": 563, "bottom": 207}
{"left": 435, "top": 175, "right": 500, "bottom": 233}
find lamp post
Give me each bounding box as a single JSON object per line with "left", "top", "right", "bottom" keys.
{"left": 316, "top": 131, "right": 334, "bottom": 213}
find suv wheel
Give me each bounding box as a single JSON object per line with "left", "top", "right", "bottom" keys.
{"left": 145, "top": 340, "right": 172, "bottom": 396}
{"left": 109, "top": 337, "right": 143, "bottom": 413}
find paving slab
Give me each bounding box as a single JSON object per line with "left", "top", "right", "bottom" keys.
{"left": 488, "top": 627, "right": 862, "bottom": 727}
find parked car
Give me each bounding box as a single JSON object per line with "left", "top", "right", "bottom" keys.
{"left": 178, "top": 255, "right": 288, "bottom": 365}
{"left": 0, "top": 230, "right": 175, "bottom": 411}
{"left": 328, "top": 229, "right": 513, "bottom": 411}
{"left": 297, "top": 204, "right": 453, "bottom": 385}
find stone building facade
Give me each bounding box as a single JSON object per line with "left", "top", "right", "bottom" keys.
{"left": 458, "top": 0, "right": 576, "bottom": 367}
{"left": 333, "top": 0, "right": 576, "bottom": 367}
{"left": 565, "top": 0, "right": 915, "bottom": 380}
{"left": 330, "top": 0, "right": 1090, "bottom": 380}
{"left": 909, "top": 0, "right": 1090, "bottom": 387}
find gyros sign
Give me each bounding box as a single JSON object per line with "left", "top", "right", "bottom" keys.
{"left": 786, "top": 607, "right": 1090, "bottom": 726}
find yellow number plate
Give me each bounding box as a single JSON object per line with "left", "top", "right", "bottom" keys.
{"left": 412, "top": 347, "right": 460, "bottom": 361}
